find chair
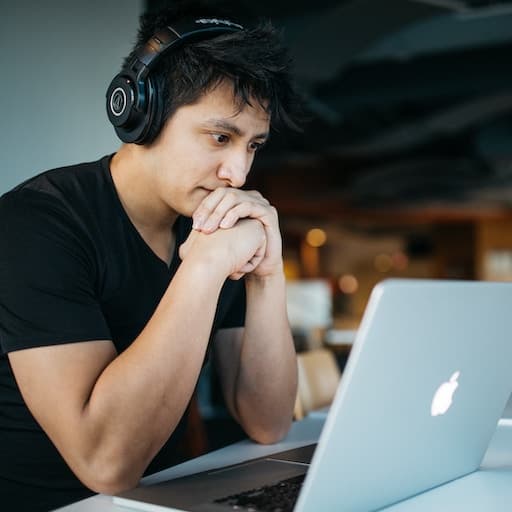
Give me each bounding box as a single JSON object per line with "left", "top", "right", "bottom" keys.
{"left": 294, "top": 347, "right": 342, "bottom": 420}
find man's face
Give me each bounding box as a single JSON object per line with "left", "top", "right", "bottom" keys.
{"left": 146, "top": 80, "right": 270, "bottom": 218}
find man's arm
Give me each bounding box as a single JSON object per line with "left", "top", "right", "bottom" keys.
{"left": 195, "top": 188, "right": 298, "bottom": 443}
{"left": 8, "top": 219, "right": 265, "bottom": 495}
{"left": 213, "top": 270, "right": 297, "bottom": 444}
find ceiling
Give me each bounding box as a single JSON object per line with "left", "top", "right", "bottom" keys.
{"left": 146, "top": 0, "right": 512, "bottom": 211}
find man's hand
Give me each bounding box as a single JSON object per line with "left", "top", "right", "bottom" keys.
{"left": 192, "top": 188, "right": 283, "bottom": 278}
{"left": 180, "top": 218, "right": 266, "bottom": 280}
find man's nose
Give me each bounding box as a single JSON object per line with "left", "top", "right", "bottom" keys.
{"left": 217, "top": 151, "right": 252, "bottom": 188}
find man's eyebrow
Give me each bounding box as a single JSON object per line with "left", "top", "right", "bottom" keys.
{"left": 205, "top": 119, "right": 269, "bottom": 140}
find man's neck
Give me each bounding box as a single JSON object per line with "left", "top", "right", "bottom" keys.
{"left": 110, "top": 145, "right": 179, "bottom": 265}
{"left": 110, "top": 145, "right": 178, "bottom": 229}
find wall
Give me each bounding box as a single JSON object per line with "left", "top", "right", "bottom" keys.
{"left": 0, "top": 0, "right": 142, "bottom": 193}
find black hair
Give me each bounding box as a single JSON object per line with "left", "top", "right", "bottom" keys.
{"left": 122, "top": 1, "right": 303, "bottom": 144}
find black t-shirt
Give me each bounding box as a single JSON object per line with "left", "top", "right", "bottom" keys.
{"left": 0, "top": 155, "right": 246, "bottom": 511}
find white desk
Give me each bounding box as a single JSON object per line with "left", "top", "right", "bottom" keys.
{"left": 56, "top": 418, "right": 512, "bottom": 512}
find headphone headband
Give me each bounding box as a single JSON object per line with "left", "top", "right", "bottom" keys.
{"left": 133, "top": 19, "right": 244, "bottom": 80}
{"left": 106, "top": 18, "right": 244, "bottom": 144}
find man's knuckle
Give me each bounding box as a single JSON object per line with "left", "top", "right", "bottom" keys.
{"left": 225, "top": 190, "right": 238, "bottom": 202}
{"left": 198, "top": 204, "right": 213, "bottom": 215}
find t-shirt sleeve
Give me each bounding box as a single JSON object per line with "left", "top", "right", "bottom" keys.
{"left": 0, "top": 190, "right": 111, "bottom": 353}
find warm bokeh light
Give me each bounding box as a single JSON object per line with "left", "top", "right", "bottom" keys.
{"left": 374, "top": 253, "right": 392, "bottom": 273}
{"left": 338, "top": 274, "right": 359, "bottom": 294}
{"left": 283, "top": 259, "right": 301, "bottom": 280}
{"left": 305, "top": 228, "right": 327, "bottom": 247}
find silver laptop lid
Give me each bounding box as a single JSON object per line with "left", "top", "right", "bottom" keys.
{"left": 296, "top": 278, "right": 512, "bottom": 512}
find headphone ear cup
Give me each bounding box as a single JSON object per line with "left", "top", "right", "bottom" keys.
{"left": 140, "top": 75, "right": 164, "bottom": 145}
{"left": 106, "top": 74, "right": 136, "bottom": 128}
{"left": 106, "top": 73, "right": 150, "bottom": 144}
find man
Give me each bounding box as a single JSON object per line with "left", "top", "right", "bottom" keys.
{"left": 0, "top": 3, "right": 300, "bottom": 510}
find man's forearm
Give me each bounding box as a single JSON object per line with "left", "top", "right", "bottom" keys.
{"left": 235, "top": 270, "right": 297, "bottom": 444}
{"left": 81, "top": 256, "right": 228, "bottom": 491}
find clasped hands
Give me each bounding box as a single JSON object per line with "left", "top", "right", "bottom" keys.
{"left": 179, "top": 188, "right": 282, "bottom": 280}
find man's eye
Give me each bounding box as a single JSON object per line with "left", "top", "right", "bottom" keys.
{"left": 249, "top": 141, "right": 266, "bottom": 152}
{"left": 212, "top": 133, "right": 229, "bottom": 144}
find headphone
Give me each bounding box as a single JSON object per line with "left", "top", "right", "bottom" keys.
{"left": 106, "top": 18, "right": 244, "bottom": 145}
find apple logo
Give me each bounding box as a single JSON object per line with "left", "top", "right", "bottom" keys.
{"left": 431, "top": 371, "right": 460, "bottom": 417}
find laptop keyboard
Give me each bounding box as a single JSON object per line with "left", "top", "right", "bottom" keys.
{"left": 213, "top": 473, "right": 305, "bottom": 511}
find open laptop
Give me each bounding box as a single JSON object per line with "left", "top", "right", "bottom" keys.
{"left": 114, "top": 278, "right": 512, "bottom": 511}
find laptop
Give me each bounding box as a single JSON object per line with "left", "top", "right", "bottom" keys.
{"left": 114, "top": 278, "right": 512, "bottom": 511}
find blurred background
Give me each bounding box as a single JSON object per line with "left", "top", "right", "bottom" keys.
{"left": 2, "top": 0, "right": 512, "bottom": 450}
